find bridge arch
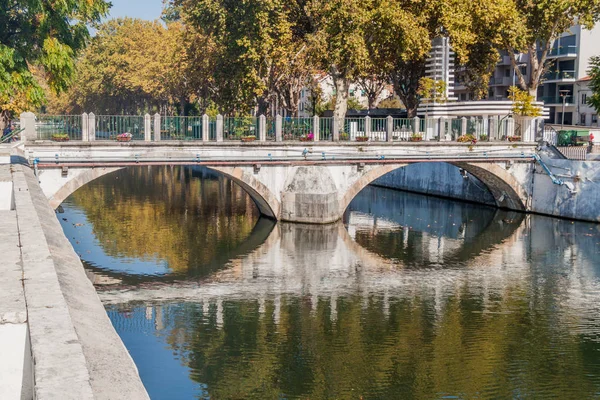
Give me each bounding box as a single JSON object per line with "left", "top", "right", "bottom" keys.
{"left": 45, "top": 165, "right": 279, "bottom": 220}
{"left": 339, "top": 162, "right": 530, "bottom": 217}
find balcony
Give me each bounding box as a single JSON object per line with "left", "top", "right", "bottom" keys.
{"left": 489, "top": 77, "right": 512, "bottom": 86}
{"left": 544, "top": 70, "right": 576, "bottom": 82}
{"left": 540, "top": 96, "right": 574, "bottom": 105}
{"left": 547, "top": 45, "right": 578, "bottom": 59}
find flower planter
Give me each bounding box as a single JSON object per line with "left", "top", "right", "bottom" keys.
{"left": 299, "top": 137, "right": 313, "bottom": 142}
{"left": 508, "top": 136, "right": 521, "bottom": 142}
{"left": 241, "top": 136, "right": 256, "bottom": 143}
{"left": 51, "top": 137, "right": 70, "bottom": 142}
{"left": 356, "top": 137, "right": 369, "bottom": 142}
{"left": 117, "top": 137, "right": 132, "bottom": 142}
{"left": 409, "top": 137, "right": 423, "bottom": 142}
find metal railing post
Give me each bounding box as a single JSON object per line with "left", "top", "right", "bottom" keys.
{"left": 202, "top": 114, "right": 210, "bottom": 142}
{"left": 313, "top": 115, "right": 320, "bottom": 142}
{"left": 144, "top": 114, "right": 152, "bottom": 142}
{"left": 81, "top": 113, "right": 89, "bottom": 141}
{"left": 259, "top": 115, "right": 266, "bottom": 142}
{"left": 461, "top": 117, "right": 467, "bottom": 136}
{"left": 275, "top": 115, "right": 282, "bottom": 142}
{"left": 413, "top": 117, "right": 420, "bottom": 134}
{"left": 365, "top": 116, "right": 372, "bottom": 140}
{"left": 154, "top": 113, "right": 161, "bottom": 141}
{"left": 216, "top": 114, "right": 223, "bottom": 142}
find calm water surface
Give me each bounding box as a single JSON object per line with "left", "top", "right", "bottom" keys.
{"left": 58, "top": 166, "right": 600, "bottom": 399}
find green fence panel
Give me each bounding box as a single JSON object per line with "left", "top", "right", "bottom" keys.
{"left": 96, "top": 115, "right": 144, "bottom": 141}
{"left": 37, "top": 115, "right": 83, "bottom": 140}
{"left": 319, "top": 117, "right": 333, "bottom": 141}
{"left": 282, "top": 117, "right": 313, "bottom": 140}
{"left": 223, "top": 117, "right": 258, "bottom": 140}
{"left": 161, "top": 116, "right": 203, "bottom": 140}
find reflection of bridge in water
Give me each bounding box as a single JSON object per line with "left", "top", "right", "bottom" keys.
{"left": 104, "top": 214, "right": 600, "bottom": 338}
{"left": 100, "top": 206, "right": 529, "bottom": 319}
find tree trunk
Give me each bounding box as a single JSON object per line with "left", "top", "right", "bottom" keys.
{"left": 331, "top": 72, "right": 349, "bottom": 130}
{"left": 257, "top": 96, "right": 269, "bottom": 116}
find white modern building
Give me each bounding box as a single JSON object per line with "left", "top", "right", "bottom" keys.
{"left": 455, "top": 24, "right": 600, "bottom": 126}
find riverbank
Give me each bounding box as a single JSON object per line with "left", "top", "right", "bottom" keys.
{"left": 1, "top": 163, "right": 148, "bottom": 400}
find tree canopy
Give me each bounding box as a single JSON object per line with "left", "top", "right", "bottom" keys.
{"left": 0, "top": 0, "right": 110, "bottom": 125}
{"left": 500, "top": 0, "right": 600, "bottom": 97}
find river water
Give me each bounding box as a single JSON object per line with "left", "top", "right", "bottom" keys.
{"left": 57, "top": 166, "right": 600, "bottom": 399}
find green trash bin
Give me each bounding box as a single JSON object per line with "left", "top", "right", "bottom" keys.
{"left": 557, "top": 130, "right": 573, "bottom": 146}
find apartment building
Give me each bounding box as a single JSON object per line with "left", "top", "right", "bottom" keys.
{"left": 455, "top": 24, "right": 600, "bottom": 126}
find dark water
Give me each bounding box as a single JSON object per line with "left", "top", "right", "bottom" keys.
{"left": 58, "top": 166, "right": 600, "bottom": 399}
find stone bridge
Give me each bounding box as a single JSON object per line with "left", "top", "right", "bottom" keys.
{"left": 24, "top": 141, "right": 538, "bottom": 223}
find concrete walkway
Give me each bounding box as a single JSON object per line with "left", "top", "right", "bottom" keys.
{"left": 2, "top": 162, "right": 149, "bottom": 400}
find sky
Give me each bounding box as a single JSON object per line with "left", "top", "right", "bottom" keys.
{"left": 106, "top": 0, "right": 164, "bottom": 21}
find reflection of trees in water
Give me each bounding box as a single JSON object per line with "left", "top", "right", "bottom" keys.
{"left": 69, "top": 166, "right": 261, "bottom": 275}
{"left": 111, "top": 288, "right": 600, "bottom": 399}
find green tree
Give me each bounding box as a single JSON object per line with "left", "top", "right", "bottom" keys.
{"left": 306, "top": 0, "right": 373, "bottom": 126}
{"left": 177, "top": 0, "right": 305, "bottom": 115}
{"left": 587, "top": 56, "right": 600, "bottom": 113}
{"left": 500, "top": 0, "right": 600, "bottom": 98}
{"left": 48, "top": 18, "right": 204, "bottom": 116}
{"left": 0, "top": 0, "right": 109, "bottom": 126}
{"left": 508, "top": 86, "right": 542, "bottom": 117}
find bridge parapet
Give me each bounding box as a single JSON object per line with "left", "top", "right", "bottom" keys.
{"left": 22, "top": 112, "right": 545, "bottom": 144}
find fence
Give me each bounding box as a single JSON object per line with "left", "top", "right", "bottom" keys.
{"left": 36, "top": 115, "right": 83, "bottom": 140}
{"left": 29, "top": 113, "right": 542, "bottom": 144}
{"left": 96, "top": 115, "right": 145, "bottom": 141}
{"left": 223, "top": 117, "right": 258, "bottom": 140}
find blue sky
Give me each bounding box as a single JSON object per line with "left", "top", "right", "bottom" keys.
{"left": 107, "top": 0, "right": 164, "bottom": 21}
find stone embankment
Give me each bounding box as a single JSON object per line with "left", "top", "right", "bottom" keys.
{"left": 374, "top": 156, "right": 600, "bottom": 223}
{"left": 0, "top": 161, "right": 148, "bottom": 400}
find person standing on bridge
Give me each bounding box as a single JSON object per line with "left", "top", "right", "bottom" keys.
{"left": 2, "top": 123, "right": 13, "bottom": 142}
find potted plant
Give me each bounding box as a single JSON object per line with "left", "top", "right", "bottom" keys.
{"left": 299, "top": 132, "right": 314, "bottom": 142}
{"left": 51, "top": 133, "right": 69, "bottom": 142}
{"left": 508, "top": 136, "right": 521, "bottom": 142}
{"left": 479, "top": 134, "right": 488, "bottom": 141}
{"left": 457, "top": 134, "right": 477, "bottom": 143}
{"left": 410, "top": 133, "right": 423, "bottom": 142}
{"left": 340, "top": 132, "right": 350, "bottom": 141}
{"left": 117, "top": 132, "right": 132, "bottom": 142}
{"left": 283, "top": 133, "right": 294, "bottom": 141}
{"left": 241, "top": 135, "right": 256, "bottom": 142}
{"left": 356, "top": 135, "right": 369, "bottom": 142}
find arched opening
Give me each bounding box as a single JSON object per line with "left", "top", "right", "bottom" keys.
{"left": 340, "top": 161, "right": 528, "bottom": 216}
{"left": 44, "top": 165, "right": 279, "bottom": 220}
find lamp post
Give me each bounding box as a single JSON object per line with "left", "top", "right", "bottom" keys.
{"left": 559, "top": 89, "right": 570, "bottom": 130}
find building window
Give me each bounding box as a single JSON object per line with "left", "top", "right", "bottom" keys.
{"left": 593, "top": 114, "right": 598, "bottom": 124}
{"left": 520, "top": 66, "right": 527, "bottom": 76}
{"left": 580, "top": 113, "right": 587, "bottom": 125}
{"left": 582, "top": 93, "right": 587, "bottom": 104}
{"left": 505, "top": 68, "right": 511, "bottom": 77}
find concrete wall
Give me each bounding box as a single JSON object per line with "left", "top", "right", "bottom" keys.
{"left": 531, "top": 157, "right": 600, "bottom": 222}
{"left": 371, "top": 159, "right": 600, "bottom": 223}
{"left": 11, "top": 165, "right": 149, "bottom": 400}
{"left": 373, "top": 163, "right": 497, "bottom": 206}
